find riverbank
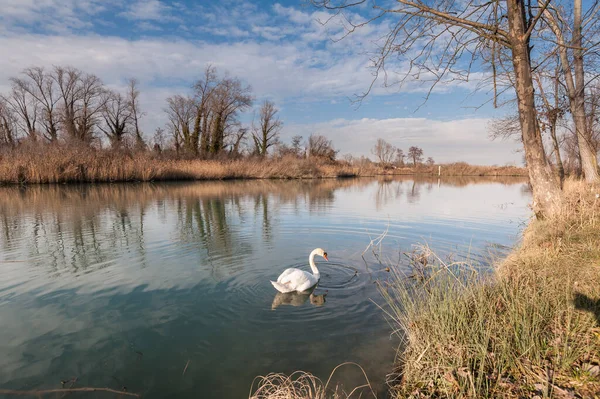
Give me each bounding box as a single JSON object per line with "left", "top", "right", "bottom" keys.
{"left": 384, "top": 180, "right": 600, "bottom": 398}
{"left": 0, "top": 146, "right": 526, "bottom": 184}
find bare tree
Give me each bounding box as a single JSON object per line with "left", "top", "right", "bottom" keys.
{"left": 165, "top": 95, "right": 195, "bottom": 156}
{"left": 193, "top": 65, "right": 218, "bottom": 155}
{"left": 395, "top": 148, "right": 405, "bottom": 166}
{"left": 372, "top": 138, "right": 396, "bottom": 166}
{"left": 408, "top": 146, "right": 424, "bottom": 166}
{"left": 127, "top": 78, "right": 145, "bottom": 149}
{"left": 3, "top": 79, "right": 38, "bottom": 141}
{"left": 252, "top": 100, "right": 282, "bottom": 156}
{"left": 533, "top": 63, "right": 566, "bottom": 186}
{"left": 53, "top": 66, "right": 81, "bottom": 140}
{"left": 540, "top": 0, "right": 600, "bottom": 182}
{"left": 75, "top": 72, "right": 105, "bottom": 143}
{"left": 99, "top": 91, "right": 132, "bottom": 147}
{"left": 291, "top": 135, "right": 304, "bottom": 157}
{"left": 152, "top": 127, "right": 166, "bottom": 153}
{"left": 0, "top": 98, "right": 17, "bottom": 146}
{"left": 426, "top": 157, "right": 435, "bottom": 166}
{"left": 308, "top": 134, "right": 337, "bottom": 160}
{"left": 231, "top": 126, "right": 249, "bottom": 156}
{"left": 52, "top": 67, "right": 105, "bottom": 144}
{"left": 209, "top": 77, "right": 253, "bottom": 154}
{"left": 310, "top": 0, "right": 563, "bottom": 216}
{"left": 18, "top": 67, "right": 60, "bottom": 142}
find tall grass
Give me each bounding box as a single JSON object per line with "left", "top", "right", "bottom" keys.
{"left": 384, "top": 162, "right": 528, "bottom": 177}
{"left": 0, "top": 145, "right": 526, "bottom": 184}
{"left": 0, "top": 145, "right": 358, "bottom": 184}
{"left": 382, "top": 180, "right": 600, "bottom": 397}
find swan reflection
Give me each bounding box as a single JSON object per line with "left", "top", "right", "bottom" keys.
{"left": 271, "top": 290, "right": 327, "bottom": 310}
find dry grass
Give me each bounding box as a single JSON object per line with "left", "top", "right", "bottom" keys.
{"left": 381, "top": 179, "right": 600, "bottom": 398}
{"left": 381, "top": 162, "right": 527, "bottom": 177}
{"left": 249, "top": 363, "right": 375, "bottom": 399}
{"left": 0, "top": 145, "right": 359, "bottom": 184}
{"left": 0, "top": 145, "right": 526, "bottom": 184}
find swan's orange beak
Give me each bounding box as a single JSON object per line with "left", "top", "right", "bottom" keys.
{"left": 323, "top": 253, "right": 329, "bottom": 261}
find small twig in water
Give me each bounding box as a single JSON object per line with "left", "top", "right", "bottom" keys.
{"left": 182, "top": 360, "right": 190, "bottom": 377}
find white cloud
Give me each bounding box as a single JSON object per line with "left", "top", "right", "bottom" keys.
{"left": 119, "top": 0, "right": 172, "bottom": 21}
{"left": 283, "top": 117, "right": 522, "bottom": 165}
{"left": 0, "top": 0, "right": 108, "bottom": 32}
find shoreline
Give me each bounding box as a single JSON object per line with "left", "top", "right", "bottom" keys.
{"left": 0, "top": 146, "right": 527, "bottom": 185}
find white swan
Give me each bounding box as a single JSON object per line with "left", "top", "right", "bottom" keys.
{"left": 270, "top": 248, "right": 328, "bottom": 293}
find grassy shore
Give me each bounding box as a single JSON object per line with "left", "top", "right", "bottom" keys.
{"left": 383, "top": 180, "right": 600, "bottom": 398}
{"left": 0, "top": 145, "right": 526, "bottom": 184}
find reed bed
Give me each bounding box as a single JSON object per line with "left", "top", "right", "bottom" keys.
{"left": 0, "top": 145, "right": 358, "bottom": 184}
{"left": 383, "top": 162, "right": 527, "bottom": 177}
{"left": 381, "top": 179, "right": 600, "bottom": 398}
{"left": 0, "top": 145, "right": 526, "bottom": 184}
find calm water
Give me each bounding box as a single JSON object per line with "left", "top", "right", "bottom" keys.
{"left": 0, "top": 177, "right": 531, "bottom": 398}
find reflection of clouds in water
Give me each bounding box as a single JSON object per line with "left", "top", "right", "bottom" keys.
{"left": 0, "top": 177, "right": 533, "bottom": 398}
{"left": 0, "top": 177, "right": 531, "bottom": 298}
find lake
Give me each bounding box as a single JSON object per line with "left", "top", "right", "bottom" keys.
{"left": 0, "top": 177, "right": 531, "bottom": 398}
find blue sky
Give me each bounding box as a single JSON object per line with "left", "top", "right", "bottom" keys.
{"left": 0, "top": 0, "right": 521, "bottom": 164}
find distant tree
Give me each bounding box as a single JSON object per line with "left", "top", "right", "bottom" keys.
{"left": 2, "top": 79, "right": 38, "bottom": 141}
{"left": 16, "top": 67, "right": 60, "bottom": 142}
{"left": 99, "top": 90, "right": 132, "bottom": 148}
{"left": 230, "top": 126, "right": 248, "bottom": 156}
{"left": 152, "top": 127, "right": 166, "bottom": 153}
{"left": 209, "top": 77, "right": 253, "bottom": 154}
{"left": 426, "top": 157, "right": 435, "bottom": 166}
{"left": 308, "top": 134, "right": 337, "bottom": 161}
{"left": 127, "top": 78, "right": 145, "bottom": 149}
{"left": 291, "top": 135, "right": 303, "bottom": 157}
{"left": 53, "top": 66, "right": 105, "bottom": 144}
{"left": 0, "top": 98, "right": 17, "bottom": 146}
{"left": 193, "top": 65, "right": 218, "bottom": 155}
{"left": 252, "top": 100, "right": 282, "bottom": 156}
{"left": 165, "top": 94, "right": 195, "bottom": 155}
{"left": 371, "top": 138, "right": 396, "bottom": 166}
{"left": 408, "top": 146, "right": 424, "bottom": 166}
{"left": 394, "top": 148, "right": 405, "bottom": 166}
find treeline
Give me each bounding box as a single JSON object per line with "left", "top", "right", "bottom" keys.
{"left": 369, "top": 138, "right": 433, "bottom": 167}
{"left": 0, "top": 66, "right": 144, "bottom": 148}
{"left": 0, "top": 64, "right": 339, "bottom": 162}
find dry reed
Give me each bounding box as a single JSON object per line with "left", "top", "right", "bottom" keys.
{"left": 0, "top": 145, "right": 526, "bottom": 184}
{"left": 249, "top": 362, "right": 375, "bottom": 399}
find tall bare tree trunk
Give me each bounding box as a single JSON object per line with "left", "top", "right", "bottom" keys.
{"left": 572, "top": 0, "right": 599, "bottom": 182}
{"left": 543, "top": 0, "right": 599, "bottom": 183}
{"left": 549, "top": 120, "right": 565, "bottom": 187}
{"left": 508, "top": 0, "right": 561, "bottom": 217}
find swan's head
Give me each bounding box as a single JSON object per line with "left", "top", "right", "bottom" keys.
{"left": 315, "top": 248, "right": 328, "bottom": 261}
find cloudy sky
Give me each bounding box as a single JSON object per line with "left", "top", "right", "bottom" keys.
{"left": 0, "top": 0, "right": 522, "bottom": 164}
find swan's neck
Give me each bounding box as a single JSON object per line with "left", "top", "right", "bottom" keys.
{"left": 309, "top": 250, "right": 320, "bottom": 277}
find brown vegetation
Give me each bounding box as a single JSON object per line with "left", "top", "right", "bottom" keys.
{"left": 377, "top": 162, "right": 527, "bottom": 177}
{"left": 0, "top": 144, "right": 359, "bottom": 184}
{"left": 0, "top": 144, "right": 527, "bottom": 185}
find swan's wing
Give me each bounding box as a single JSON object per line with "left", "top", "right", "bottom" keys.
{"left": 277, "top": 268, "right": 300, "bottom": 283}
{"left": 281, "top": 270, "right": 317, "bottom": 292}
